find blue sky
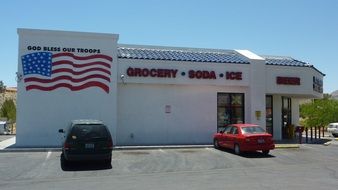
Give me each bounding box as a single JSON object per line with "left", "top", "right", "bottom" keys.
{"left": 1, "top": 0, "right": 337, "bottom": 93}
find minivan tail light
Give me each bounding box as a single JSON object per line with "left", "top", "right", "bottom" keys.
{"left": 107, "top": 139, "right": 113, "bottom": 149}
{"left": 107, "top": 140, "right": 113, "bottom": 149}
{"left": 64, "top": 142, "right": 71, "bottom": 150}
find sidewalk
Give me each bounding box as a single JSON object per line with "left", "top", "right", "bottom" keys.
{"left": 1, "top": 135, "right": 335, "bottom": 152}
{"left": 0, "top": 136, "right": 16, "bottom": 150}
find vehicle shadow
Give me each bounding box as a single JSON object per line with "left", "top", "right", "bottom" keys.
{"left": 218, "top": 148, "right": 275, "bottom": 158}
{"left": 60, "top": 154, "right": 112, "bottom": 171}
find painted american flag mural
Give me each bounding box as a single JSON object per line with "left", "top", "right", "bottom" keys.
{"left": 21, "top": 52, "right": 112, "bottom": 93}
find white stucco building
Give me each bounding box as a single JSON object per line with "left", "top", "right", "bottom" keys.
{"left": 16, "top": 29, "right": 324, "bottom": 147}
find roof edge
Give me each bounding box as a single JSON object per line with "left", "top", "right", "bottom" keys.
{"left": 118, "top": 44, "right": 236, "bottom": 54}
{"left": 235, "top": 50, "right": 264, "bottom": 60}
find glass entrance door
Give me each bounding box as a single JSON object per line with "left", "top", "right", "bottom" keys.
{"left": 266, "top": 95, "right": 273, "bottom": 135}
{"left": 282, "top": 97, "right": 292, "bottom": 139}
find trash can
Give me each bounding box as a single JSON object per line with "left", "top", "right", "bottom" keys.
{"left": 295, "top": 126, "right": 304, "bottom": 143}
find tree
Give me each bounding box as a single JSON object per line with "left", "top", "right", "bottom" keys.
{"left": 323, "top": 93, "right": 331, "bottom": 99}
{"left": 300, "top": 98, "right": 338, "bottom": 128}
{"left": 0, "top": 80, "right": 5, "bottom": 93}
{"left": 0, "top": 99, "right": 16, "bottom": 122}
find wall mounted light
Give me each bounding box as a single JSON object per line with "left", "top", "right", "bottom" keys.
{"left": 120, "top": 74, "right": 125, "bottom": 84}
{"left": 15, "top": 72, "right": 23, "bottom": 82}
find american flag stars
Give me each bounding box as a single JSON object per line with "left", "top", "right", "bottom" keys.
{"left": 22, "top": 52, "right": 53, "bottom": 77}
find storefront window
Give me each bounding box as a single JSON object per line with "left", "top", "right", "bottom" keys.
{"left": 266, "top": 95, "right": 273, "bottom": 135}
{"left": 217, "top": 93, "right": 244, "bottom": 132}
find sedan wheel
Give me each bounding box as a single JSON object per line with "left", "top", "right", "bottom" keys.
{"left": 234, "top": 144, "right": 241, "bottom": 155}
{"left": 262, "top": 150, "right": 270, "bottom": 155}
{"left": 214, "top": 139, "right": 220, "bottom": 149}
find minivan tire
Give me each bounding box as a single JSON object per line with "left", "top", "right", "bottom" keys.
{"left": 61, "top": 153, "right": 69, "bottom": 166}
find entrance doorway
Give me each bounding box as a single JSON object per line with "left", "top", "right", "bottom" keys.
{"left": 266, "top": 95, "right": 273, "bottom": 135}
{"left": 282, "top": 97, "right": 292, "bottom": 139}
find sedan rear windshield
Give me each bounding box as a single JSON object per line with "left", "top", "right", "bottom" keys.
{"left": 70, "top": 124, "right": 109, "bottom": 141}
{"left": 241, "top": 126, "right": 265, "bottom": 134}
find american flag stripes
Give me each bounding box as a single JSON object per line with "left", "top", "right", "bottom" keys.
{"left": 21, "top": 52, "right": 112, "bottom": 93}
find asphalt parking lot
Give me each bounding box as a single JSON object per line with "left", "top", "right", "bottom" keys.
{"left": 0, "top": 144, "right": 338, "bottom": 190}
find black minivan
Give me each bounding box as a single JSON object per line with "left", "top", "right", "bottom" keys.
{"left": 59, "top": 120, "right": 113, "bottom": 165}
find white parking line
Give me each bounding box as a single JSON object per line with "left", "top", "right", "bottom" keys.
{"left": 46, "top": 151, "right": 52, "bottom": 160}
{"left": 41, "top": 151, "right": 52, "bottom": 166}
{"left": 159, "top": 149, "right": 165, "bottom": 153}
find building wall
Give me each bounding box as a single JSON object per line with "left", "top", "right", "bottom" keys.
{"left": 266, "top": 65, "right": 323, "bottom": 98}
{"left": 15, "top": 29, "right": 324, "bottom": 146}
{"left": 16, "top": 29, "right": 119, "bottom": 147}
{"left": 291, "top": 99, "right": 300, "bottom": 127}
{"left": 272, "top": 95, "right": 282, "bottom": 140}
{"left": 116, "top": 58, "right": 252, "bottom": 145}
{"left": 117, "top": 83, "right": 249, "bottom": 145}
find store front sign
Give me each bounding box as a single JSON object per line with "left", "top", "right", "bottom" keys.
{"left": 127, "top": 67, "right": 178, "bottom": 78}
{"left": 276, "top": 76, "right": 300, "bottom": 85}
{"left": 313, "top": 76, "right": 323, "bottom": 93}
{"left": 226, "top": 72, "right": 242, "bottom": 80}
{"left": 126, "top": 67, "right": 242, "bottom": 80}
{"left": 188, "top": 70, "right": 216, "bottom": 79}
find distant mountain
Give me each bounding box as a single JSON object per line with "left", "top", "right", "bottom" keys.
{"left": 331, "top": 90, "right": 338, "bottom": 99}
{"left": 0, "top": 87, "right": 17, "bottom": 108}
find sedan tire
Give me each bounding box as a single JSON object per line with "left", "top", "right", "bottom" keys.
{"left": 262, "top": 150, "right": 270, "bottom": 155}
{"left": 234, "top": 144, "right": 241, "bottom": 155}
{"left": 214, "top": 139, "right": 220, "bottom": 149}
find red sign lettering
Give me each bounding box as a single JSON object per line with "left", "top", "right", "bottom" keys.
{"left": 188, "top": 70, "right": 216, "bottom": 79}
{"left": 126, "top": 67, "right": 178, "bottom": 78}
{"left": 276, "top": 77, "right": 300, "bottom": 85}
{"left": 226, "top": 72, "right": 242, "bottom": 80}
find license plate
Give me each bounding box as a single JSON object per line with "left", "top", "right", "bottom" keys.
{"left": 85, "top": 143, "right": 94, "bottom": 149}
{"left": 257, "top": 139, "right": 265, "bottom": 144}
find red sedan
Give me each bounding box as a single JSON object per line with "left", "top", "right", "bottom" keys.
{"left": 213, "top": 124, "right": 275, "bottom": 155}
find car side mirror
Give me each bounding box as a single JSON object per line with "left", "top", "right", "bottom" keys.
{"left": 219, "top": 131, "right": 224, "bottom": 134}
{"left": 58, "top": 129, "right": 65, "bottom": 133}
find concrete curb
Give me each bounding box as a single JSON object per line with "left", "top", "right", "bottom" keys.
{"left": 114, "top": 145, "right": 213, "bottom": 150}
{"left": 0, "top": 145, "right": 213, "bottom": 152}
{"left": 0, "top": 148, "right": 61, "bottom": 152}
{"left": 0, "top": 144, "right": 301, "bottom": 152}
{"left": 275, "top": 144, "right": 300, "bottom": 149}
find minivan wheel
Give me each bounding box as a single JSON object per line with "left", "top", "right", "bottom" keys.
{"left": 104, "top": 157, "right": 112, "bottom": 166}
{"left": 214, "top": 139, "right": 220, "bottom": 149}
{"left": 61, "top": 153, "right": 68, "bottom": 166}
{"left": 234, "top": 144, "right": 241, "bottom": 155}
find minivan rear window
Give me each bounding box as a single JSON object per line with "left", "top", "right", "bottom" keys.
{"left": 70, "top": 124, "right": 109, "bottom": 141}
